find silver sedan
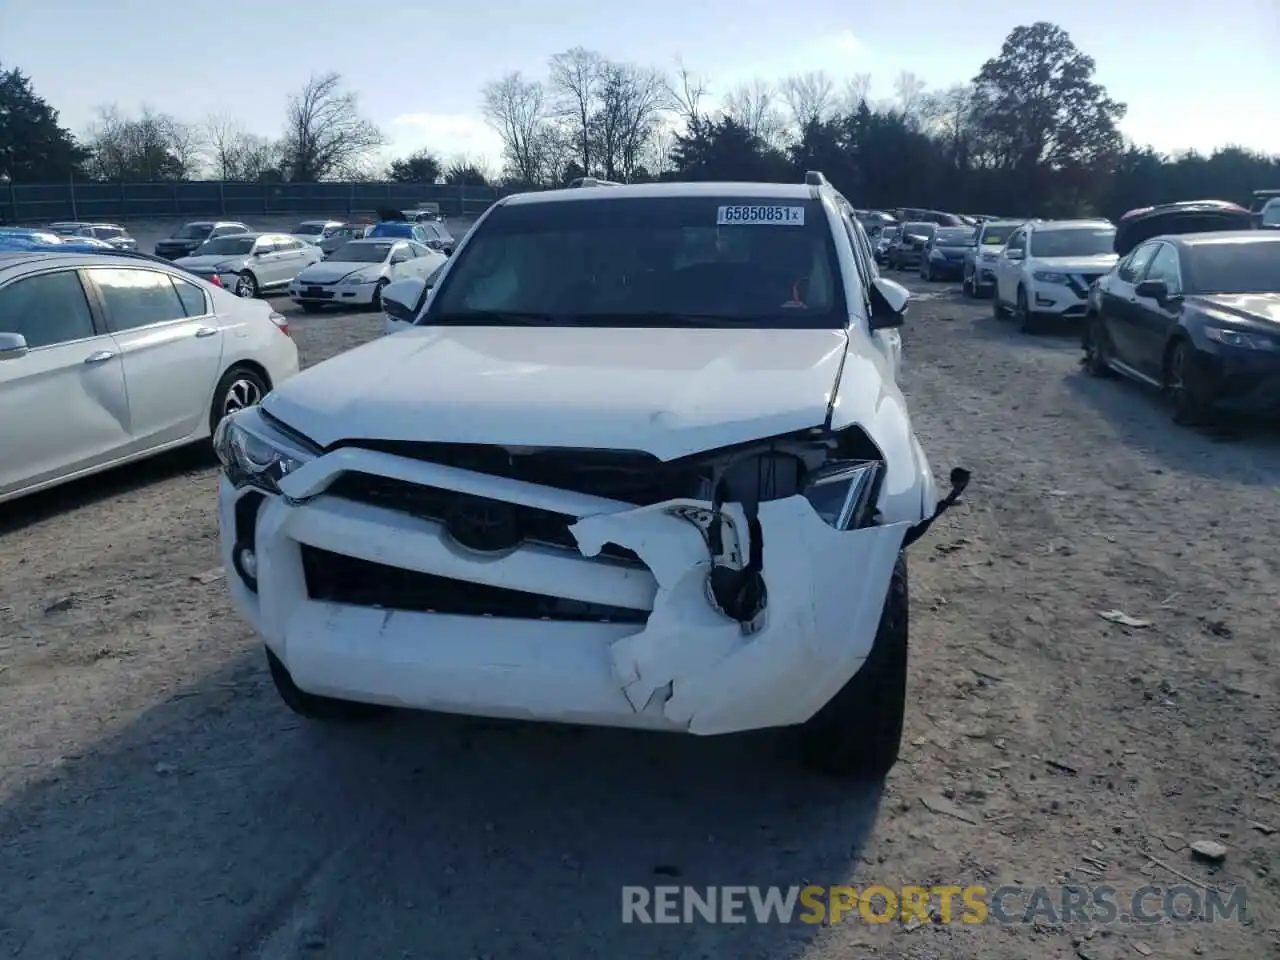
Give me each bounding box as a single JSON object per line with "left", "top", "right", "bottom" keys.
{"left": 174, "top": 232, "right": 323, "bottom": 298}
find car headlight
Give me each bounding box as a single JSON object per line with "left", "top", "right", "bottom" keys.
{"left": 803, "top": 460, "right": 883, "bottom": 530}
{"left": 1033, "top": 271, "right": 1069, "bottom": 283}
{"left": 213, "top": 412, "right": 316, "bottom": 494}
{"left": 1204, "top": 327, "right": 1277, "bottom": 351}
{"left": 343, "top": 273, "right": 374, "bottom": 285}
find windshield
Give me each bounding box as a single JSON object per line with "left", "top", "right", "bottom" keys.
{"left": 330, "top": 242, "right": 393, "bottom": 263}
{"left": 51, "top": 225, "right": 81, "bottom": 235}
{"left": 425, "top": 196, "right": 846, "bottom": 328}
{"left": 1186, "top": 241, "right": 1280, "bottom": 294}
{"left": 935, "top": 228, "right": 976, "bottom": 246}
{"left": 173, "top": 223, "right": 214, "bottom": 240}
{"left": 1029, "top": 228, "right": 1115, "bottom": 258}
{"left": 981, "top": 224, "right": 1016, "bottom": 246}
{"left": 293, "top": 223, "right": 325, "bottom": 235}
{"left": 371, "top": 223, "right": 411, "bottom": 237}
{"left": 195, "top": 236, "right": 256, "bottom": 256}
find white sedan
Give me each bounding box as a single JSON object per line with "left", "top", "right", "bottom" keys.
{"left": 288, "top": 238, "right": 447, "bottom": 312}
{"left": 0, "top": 249, "right": 300, "bottom": 504}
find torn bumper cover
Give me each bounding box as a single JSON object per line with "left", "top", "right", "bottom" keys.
{"left": 220, "top": 448, "right": 969, "bottom": 737}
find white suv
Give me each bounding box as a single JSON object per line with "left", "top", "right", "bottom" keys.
{"left": 992, "top": 219, "right": 1118, "bottom": 332}
{"left": 212, "top": 173, "right": 969, "bottom": 778}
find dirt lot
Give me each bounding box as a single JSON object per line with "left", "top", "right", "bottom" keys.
{"left": 1, "top": 277, "right": 1277, "bottom": 960}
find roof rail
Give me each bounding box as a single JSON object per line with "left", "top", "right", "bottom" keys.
{"left": 567, "top": 177, "right": 622, "bottom": 188}
{"left": 804, "top": 171, "right": 829, "bottom": 187}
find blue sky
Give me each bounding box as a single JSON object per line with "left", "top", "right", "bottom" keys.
{"left": 3, "top": 0, "right": 1277, "bottom": 172}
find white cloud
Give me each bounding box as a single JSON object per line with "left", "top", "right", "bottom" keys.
{"left": 827, "top": 30, "right": 865, "bottom": 56}
{"left": 388, "top": 112, "right": 504, "bottom": 166}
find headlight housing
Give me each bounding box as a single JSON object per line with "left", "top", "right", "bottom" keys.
{"left": 1033, "top": 271, "right": 1069, "bottom": 284}
{"left": 343, "top": 273, "right": 375, "bottom": 285}
{"left": 803, "top": 460, "right": 882, "bottom": 530}
{"left": 1204, "top": 327, "right": 1277, "bottom": 351}
{"left": 213, "top": 411, "right": 317, "bottom": 494}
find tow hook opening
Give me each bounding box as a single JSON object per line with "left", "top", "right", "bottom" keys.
{"left": 902, "top": 467, "right": 971, "bottom": 549}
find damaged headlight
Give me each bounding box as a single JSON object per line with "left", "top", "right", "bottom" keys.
{"left": 213, "top": 410, "right": 317, "bottom": 494}
{"left": 803, "top": 459, "right": 882, "bottom": 530}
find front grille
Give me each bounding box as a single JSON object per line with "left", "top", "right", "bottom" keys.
{"left": 299, "top": 545, "right": 649, "bottom": 623}
{"left": 326, "top": 443, "right": 702, "bottom": 505}
{"left": 326, "top": 472, "right": 641, "bottom": 563}
{"left": 301, "top": 287, "right": 335, "bottom": 299}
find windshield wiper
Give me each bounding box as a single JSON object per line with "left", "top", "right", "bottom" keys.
{"left": 422, "top": 310, "right": 563, "bottom": 326}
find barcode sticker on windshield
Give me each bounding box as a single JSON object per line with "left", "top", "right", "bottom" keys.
{"left": 717, "top": 205, "right": 805, "bottom": 226}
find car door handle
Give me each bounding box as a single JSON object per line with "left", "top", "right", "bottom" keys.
{"left": 194, "top": 326, "right": 218, "bottom": 338}
{"left": 84, "top": 350, "right": 115, "bottom": 364}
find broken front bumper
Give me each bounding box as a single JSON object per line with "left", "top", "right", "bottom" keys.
{"left": 219, "top": 445, "right": 914, "bottom": 736}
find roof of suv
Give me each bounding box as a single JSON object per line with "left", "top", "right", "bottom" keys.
{"left": 505, "top": 181, "right": 817, "bottom": 206}
{"left": 1027, "top": 219, "right": 1113, "bottom": 230}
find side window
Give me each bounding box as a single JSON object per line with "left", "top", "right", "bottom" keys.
{"left": 426, "top": 263, "right": 446, "bottom": 288}
{"left": 1144, "top": 243, "right": 1182, "bottom": 293}
{"left": 1119, "top": 243, "right": 1158, "bottom": 283}
{"left": 390, "top": 243, "right": 410, "bottom": 263}
{"left": 0, "top": 270, "right": 98, "bottom": 348}
{"left": 839, "top": 210, "right": 873, "bottom": 293}
{"left": 409, "top": 241, "right": 431, "bottom": 258}
{"left": 1006, "top": 230, "right": 1025, "bottom": 253}
{"left": 171, "top": 276, "right": 210, "bottom": 317}
{"left": 88, "top": 268, "right": 187, "bottom": 332}
{"left": 213, "top": 225, "right": 242, "bottom": 238}
{"left": 1262, "top": 201, "right": 1280, "bottom": 227}
{"left": 255, "top": 240, "right": 277, "bottom": 255}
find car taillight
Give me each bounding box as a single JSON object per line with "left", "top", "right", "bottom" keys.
{"left": 268, "top": 311, "right": 290, "bottom": 337}
{"left": 209, "top": 274, "right": 225, "bottom": 288}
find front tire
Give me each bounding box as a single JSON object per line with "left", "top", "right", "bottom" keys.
{"left": 797, "top": 555, "right": 909, "bottom": 779}
{"left": 1166, "top": 338, "right": 1212, "bottom": 426}
{"left": 235, "top": 271, "right": 259, "bottom": 299}
{"left": 962, "top": 269, "right": 974, "bottom": 297}
{"left": 267, "top": 649, "right": 389, "bottom": 721}
{"left": 370, "top": 278, "right": 389, "bottom": 311}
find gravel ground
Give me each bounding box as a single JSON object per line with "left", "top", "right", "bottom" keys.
{"left": 0, "top": 275, "right": 1277, "bottom": 960}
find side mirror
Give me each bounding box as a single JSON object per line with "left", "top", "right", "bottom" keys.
{"left": 0, "top": 332, "right": 30, "bottom": 361}
{"left": 1135, "top": 279, "right": 1169, "bottom": 303}
{"left": 868, "top": 277, "right": 909, "bottom": 330}
{"left": 1006, "top": 248, "right": 1024, "bottom": 260}
{"left": 381, "top": 277, "right": 427, "bottom": 324}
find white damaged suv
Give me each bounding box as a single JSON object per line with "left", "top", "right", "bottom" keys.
{"left": 213, "top": 173, "right": 969, "bottom": 778}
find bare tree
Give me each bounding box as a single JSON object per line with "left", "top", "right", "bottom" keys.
{"left": 722, "top": 79, "right": 786, "bottom": 147}
{"left": 84, "top": 104, "right": 192, "bottom": 180}
{"left": 593, "top": 62, "right": 669, "bottom": 180}
{"left": 279, "top": 72, "right": 384, "bottom": 181}
{"left": 667, "top": 58, "right": 709, "bottom": 132}
{"left": 549, "top": 47, "right": 605, "bottom": 174}
{"left": 206, "top": 114, "right": 281, "bottom": 180}
{"left": 780, "top": 71, "right": 836, "bottom": 130}
{"left": 481, "top": 71, "right": 553, "bottom": 185}
{"left": 842, "top": 73, "right": 873, "bottom": 111}
{"left": 167, "top": 120, "right": 206, "bottom": 178}
{"left": 894, "top": 71, "right": 929, "bottom": 126}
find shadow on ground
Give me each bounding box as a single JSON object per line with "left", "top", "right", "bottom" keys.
{"left": 1063, "top": 368, "right": 1280, "bottom": 483}
{"left": 0, "top": 652, "right": 885, "bottom": 959}
{"left": 0, "top": 445, "right": 215, "bottom": 536}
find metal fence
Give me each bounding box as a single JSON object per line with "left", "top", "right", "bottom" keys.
{"left": 0, "top": 179, "right": 506, "bottom": 225}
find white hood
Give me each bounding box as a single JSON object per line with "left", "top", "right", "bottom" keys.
{"left": 175, "top": 253, "right": 247, "bottom": 271}
{"left": 263, "top": 326, "right": 850, "bottom": 461}
{"left": 1030, "top": 254, "right": 1118, "bottom": 271}
{"left": 297, "top": 261, "right": 385, "bottom": 284}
